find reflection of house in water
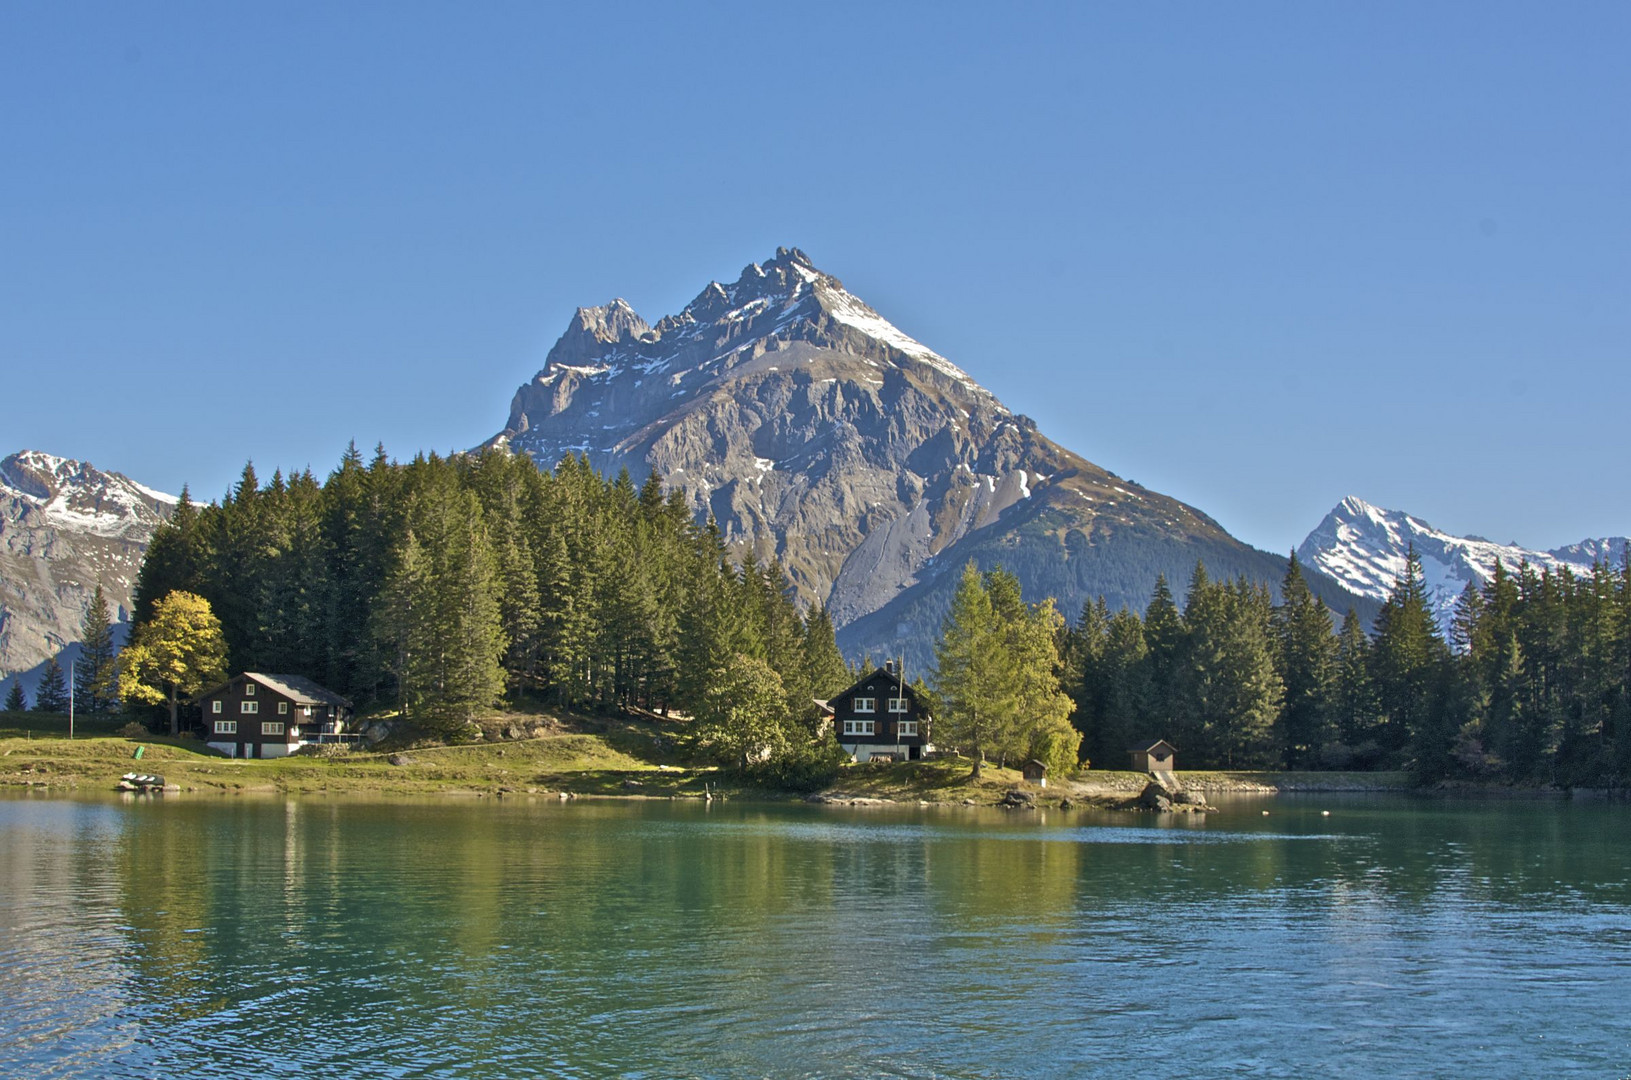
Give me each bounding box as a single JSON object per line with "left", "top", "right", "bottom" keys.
{"left": 195, "top": 673, "right": 354, "bottom": 759}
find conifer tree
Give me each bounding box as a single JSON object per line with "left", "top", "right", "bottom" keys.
{"left": 75, "top": 584, "right": 119, "bottom": 712}
{"left": 3, "top": 678, "right": 25, "bottom": 712}
{"left": 933, "top": 563, "right": 1001, "bottom": 778}
{"left": 1370, "top": 546, "right": 1452, "bottom": 774}
{"left": 802, "top": 603, "right": 851, "bottom": 701}
{"left": 1096, "top": 604, "right": 1150, "bottom": 765}
{"left": 1274, "top": 553, "right": 1336, "bottom": 767}
{"left": 1142, "top": 573, "right": 1185, "bottom": 725}
{"left": 34, "top": 657, "right": 69, "bottom": 712}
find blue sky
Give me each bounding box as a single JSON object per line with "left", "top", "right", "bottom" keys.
{"left": 4, "top": 1, "right": 1627, "bottom": 554}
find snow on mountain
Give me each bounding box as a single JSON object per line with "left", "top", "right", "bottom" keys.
{"left": 489, "top": 246, "right": 1371, "bottom": 664}
{"left": 0, "top": 451, "right": 175, "bottom": 688}
{"left": 1297, "top": 495, "right": 1629, "bottom": 634}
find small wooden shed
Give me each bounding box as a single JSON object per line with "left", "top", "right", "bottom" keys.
{"left": 1021, "top": 759, "right": 1048, "bottom": 787}
{"left": 1129, "top": 739, "right": 1176, "bottom": 773}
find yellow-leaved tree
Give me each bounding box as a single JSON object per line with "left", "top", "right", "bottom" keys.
{"left": 119, "top": 590, "right": 228, "bottom": 735}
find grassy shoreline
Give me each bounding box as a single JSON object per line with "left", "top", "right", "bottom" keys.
{"left": 3, "top": 717, "right": 1418, "bottom": 807}
{"left": 19, "top": 707, "right": 1594, "bottom": 804}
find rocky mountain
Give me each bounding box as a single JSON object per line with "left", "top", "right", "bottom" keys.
{"left": 488, "top": 246, "right": 1374, "bottom": 664}
{"left": 1297, "top": 495, "right": 1629, "bottom": 635}
{"left": 0, "top": 451, "right": 175, "bottom": 692}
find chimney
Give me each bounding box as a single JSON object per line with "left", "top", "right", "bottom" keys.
{"left": 884, "top": 660, "right": 896, "bottom": 675}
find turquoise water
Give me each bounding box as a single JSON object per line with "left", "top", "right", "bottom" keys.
{"left": 0, "top": 792, "right": 1627, "bottom": 1078}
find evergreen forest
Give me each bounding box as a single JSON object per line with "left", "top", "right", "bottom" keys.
{"left": 1063, "top": 550, "right": 1631, "bottom": 785}
{"left": 130, "top": 446, "right": 854, "bottom": 751}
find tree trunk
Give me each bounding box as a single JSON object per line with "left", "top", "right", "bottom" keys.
{"left": 168, "top": 684, "right": 179, "bottom": 736}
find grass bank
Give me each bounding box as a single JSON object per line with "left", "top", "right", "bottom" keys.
{"left": 0, "top": 708, "right": 1410, "bottom": 804}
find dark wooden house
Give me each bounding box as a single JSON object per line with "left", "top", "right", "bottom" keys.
{"left": 831, "top": 661, "right": 932, "bottom": 762}
{"left": 1021, "top": 759, "right": 1048, "bottom": 787}
{"left": 1130, "top": 739, "right": 1176, "bottom": 773}
{"left": 196, "top": 673, "right": 354, "bottom": 759}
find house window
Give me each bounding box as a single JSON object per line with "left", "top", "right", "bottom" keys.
{"left": 853, "top": 697, "right": 876, "bottom": 713}
{"left": 302, "top": 706, "right": 312, "bottom": 716}
{"left": 278, "top": 702, "right": 289, "bottom": 715}
{"left": 212, "top": 700, "right": 223, "bottom": 714}
{"left": 842, "top": 719, "right": 875, "bottom": 736}
{"left": 214, "top": 720, "right": 237, "bottom": 734}
{"left": 897, "top": 720, "right": 918, "bottom": 737}
{"left": 262, "top": 722, "right": 284, "bottom": 736}
{"left": 245, "top": 683, "right": 255, "bottom": 696}
{"left": 888, "top": 697, "right": 909, "bottom": 713}
{"left": 241, "top": 701, "right": 259, "bottom": 714}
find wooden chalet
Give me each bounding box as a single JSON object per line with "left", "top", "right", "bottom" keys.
{"left": 1130, "top": 739, "right": 1176, "bottom": 773}
{"left": 196, "top": 673, "right": 354, "bottom": 759}
{"left": 1021, "top": 759, "right": 1048, "bottom": 787}
{"left": 831, "top": 661, "right": 932, "bottom": 762}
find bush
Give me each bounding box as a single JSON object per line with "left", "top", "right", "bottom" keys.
{"left": 117, "top": 722, "right": 151, "bottom": 738}
{"left": 747, "top": 738, "right": 849, "bottom": 793}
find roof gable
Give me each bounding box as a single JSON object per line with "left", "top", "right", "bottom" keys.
{"left": 833, "top": 667, "right": 915, "bottom": 704}
{"left": 196, "top": 672, "right": 352, "bottom": 707}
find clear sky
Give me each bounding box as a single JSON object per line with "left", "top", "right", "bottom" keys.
{"left": 4, "top": 1, "right": 1627, "bottom": 555}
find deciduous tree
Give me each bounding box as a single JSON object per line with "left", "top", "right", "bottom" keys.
{"left": 119, "top": 591, "right": 228, "bottom": 734}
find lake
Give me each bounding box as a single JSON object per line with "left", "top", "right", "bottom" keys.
{"left": 0, "top": 791, "right": 1626, "bottom": 1078}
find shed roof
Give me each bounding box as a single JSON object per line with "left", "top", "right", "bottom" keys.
{"left": 1130, "top": 739, "right": 1177, "bottom": 755}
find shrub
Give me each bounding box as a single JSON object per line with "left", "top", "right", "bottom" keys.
{"left": 117, "top": 722, "right": 151, "bottom": 739}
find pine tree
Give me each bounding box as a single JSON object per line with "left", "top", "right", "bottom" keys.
{"left": 75, "top": 584, "right": 119, "bottom": 712}
{"left": 3, "top": 678, "right": 25, "bottom": 712}
{"left": 34, "top": 656, "right": 69, "bottom": 712}
{"left": 1370, "top": 546, "right": 1452, "bottom": 775}
{"left": 802, "top": 603, "right": 851, "bottom": 701}
{"left": 1274, "top": 552, "right": 1336, "bottom": 768}
{"left": 1142, "top": 572, "right": 1185, "bottom": 726}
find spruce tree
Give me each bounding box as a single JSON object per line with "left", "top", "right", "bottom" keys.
{"left": 34, "top": 656, "right": 69, "bottom": 712}
{"left": 1274, "top": 552, "right": 1336, "bottom": 768}
{"left": 802, "top": 603, "right": 851, "bottom": 701}
{"left": 75, "top": 585, "right": 119, "bottom": 712}
{"left": 1370, "top": 546, "right": 1452, "bottom": 774}
{"left": 4, "top": 678, "right": 26, "bottom": 712}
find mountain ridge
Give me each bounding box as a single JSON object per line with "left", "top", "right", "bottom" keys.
{"left": 1297, "top": 495, "right": 1629, "bottom": 635}
{"left": 487, "top": 247, "right": 1376, "bottom": 663}
{"left": 0, "top": 450, "right": 176, "bottom": 690}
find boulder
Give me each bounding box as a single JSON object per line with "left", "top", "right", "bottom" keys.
{"left": 999, "top": 788, "right": 1037, "bottom": 809}
{"left": 388, "top": 754, "right": 414, "bottom": 767}
{"left": 1137, "top": 782, "right": 1173, "bottom": 811}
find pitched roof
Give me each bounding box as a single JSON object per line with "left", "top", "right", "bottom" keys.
{"left": 832, "top": 666, "right": 912, "bottom": 704}
{"left": 197, "top": 672, "right": 352, "bottom": 707}
{"left": 1130, "top": 739, "right": 1176, "bottom": 754}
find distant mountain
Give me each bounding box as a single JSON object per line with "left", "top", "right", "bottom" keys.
{"left": 1297, "top": 495, "right": 1629, "bottom": 635}
{"left": 0, "top": 451, "right": 175, "bottom": 692}
{"left": 487, "top": 247, "right": 1374, "bottom": 664}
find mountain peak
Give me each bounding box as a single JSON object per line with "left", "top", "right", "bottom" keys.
{"left": 1300, "top": 496, "right": 1630, "bottom": 636}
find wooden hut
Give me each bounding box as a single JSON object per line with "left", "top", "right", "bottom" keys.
{"left": 1129, "top": 739, "right": 1176, "bottom": 773}
{"left": 1020, "top": 759, "right": 1048, "bottom": 787}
